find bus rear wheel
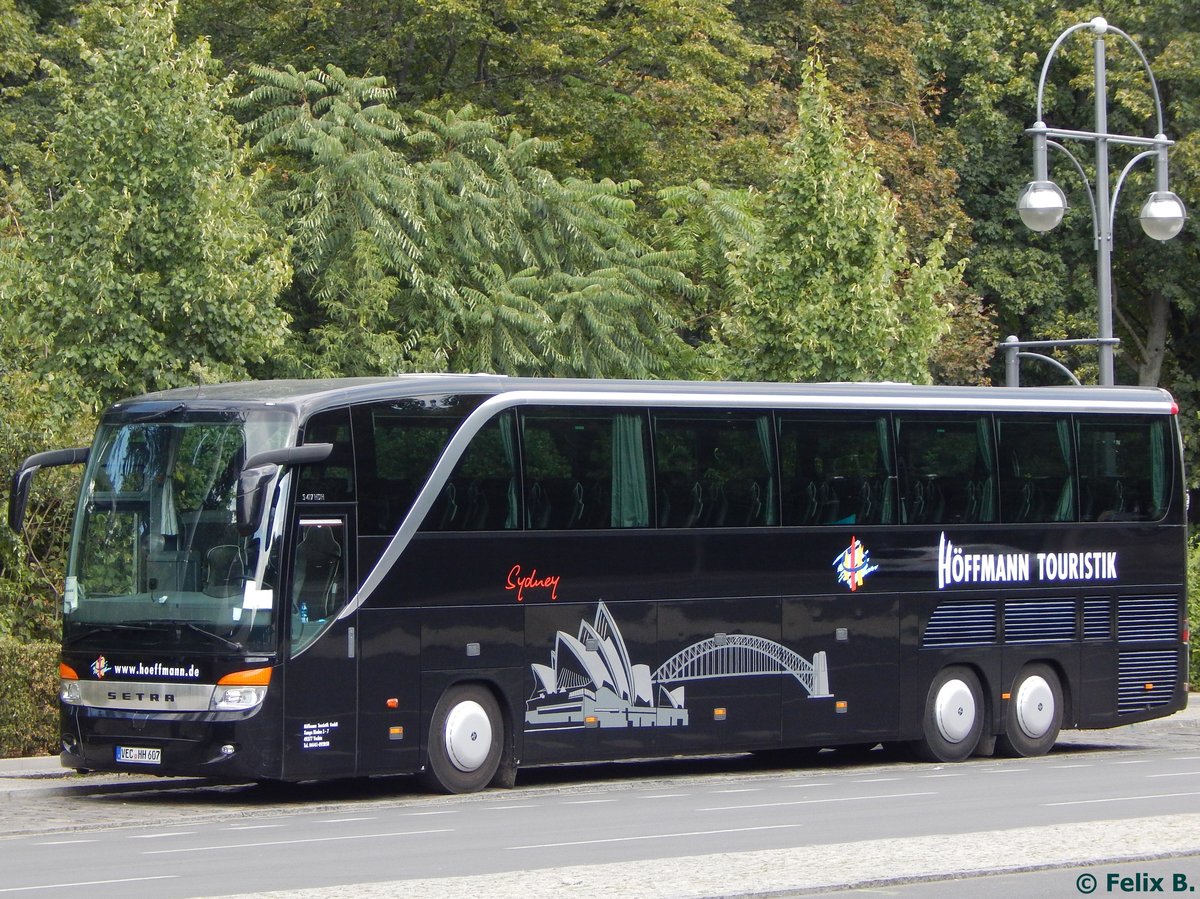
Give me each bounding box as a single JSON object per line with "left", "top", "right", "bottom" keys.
{"left": 913, "top": 666, "right": 984, "bottom": 762}
{"left": 424, "top": 684, "right": 504, "bottom": 794}
{"left": 997, "top": 664, "right": 1062, "bottom": 758}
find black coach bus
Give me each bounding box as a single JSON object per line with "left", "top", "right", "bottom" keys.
{"left": 8, "top": 376, "right": 1189, "bottom": 791}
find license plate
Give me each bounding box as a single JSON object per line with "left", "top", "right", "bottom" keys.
{"left": 115, "top": 746, "right": 161, "bottom": 765}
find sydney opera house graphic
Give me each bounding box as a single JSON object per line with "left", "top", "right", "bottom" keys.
{"left": 526, "top": 602, "right": 833, "bottom": 731}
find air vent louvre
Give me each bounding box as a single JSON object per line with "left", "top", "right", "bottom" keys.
{"left": 924, "top": 602, "right": 996, "bottom": 647}
{"left": 1118, "top": 596, "right": 1177, "bottom": 644}
{"left": 1004, "top": 599, "right": 1075, "bottom": 644}
{"left": 1117, "top": 650, "right": 1177, "bottom": 714}
{"left": 1083, "top": 597, "right": 1111, "bottom": 641}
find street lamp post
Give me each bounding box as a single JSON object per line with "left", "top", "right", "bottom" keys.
{"left": 1017, "top": 17, "right": 1186, "bottom": 386}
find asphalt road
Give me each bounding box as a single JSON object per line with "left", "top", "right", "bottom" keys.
{"left": 2, "top": 701, "right": 1200, "bottom": 898}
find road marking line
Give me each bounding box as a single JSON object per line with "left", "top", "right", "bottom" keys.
{"left": 0, "top": 876, "right": 177, "bottom": 893}
{"left": 484, "top": 804, "right": 537, "bottom": 810}
{"left": 1049, "top": 764, "right": 1092, "bottom": 769}
{"left": 780, "top": 782, "right": 834, "bottom": 788}
{"left": 698, "top": 792, "right": 935, "bottom": 812}
{"left": 31, "top": 839, "right": 98, "bottom": 845}
{"left": 142, "top": 828, "right": 452, "bottom": 855}
{"left": 405, "top": 810, "right": 457, "bottom": 816}
{"left": 1146, "top": 771, "right": 1200, "bottom": 778}
{"left": 510, "top": 823, "right": 802, "bottom": 850}
{"left": 128, "top": 832, "right": 195, "bottom": 839}
{"left": 712, "top": 788, "right": 760, "bottom": 793}
{"left": 853, "top": 778, "right": 899, "bottom": 783}
{"left": 227, "top": 824, "right": 285, "bottom": 830}
{"left": 1046, "top": 790, "right": 1200, "bottom": 807}
{"left": 640, "top": 793, "right": 686, "bottom": 799}
{"left": 565, "top": 799, "right": 615, "bottom": 804}
{"left": 317, "top": 817, "right": 376, "bottom": 823}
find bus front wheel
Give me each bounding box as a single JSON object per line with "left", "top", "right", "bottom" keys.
{"left": 913, "top": 666, "right": 984, "bottom": 762}
{"left": 424, "top": 684, "right": 504, "bottom": 794}
{"left": 997, "top": 664, "right": 1062, "bottom": 758}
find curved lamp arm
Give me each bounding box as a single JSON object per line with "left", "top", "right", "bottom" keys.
{"left": 1046, "top": 140, "right": 1098, "bottom": 241}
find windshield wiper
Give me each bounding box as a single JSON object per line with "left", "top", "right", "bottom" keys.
{"left": 180, "top": 622, "right": 243, "bottom": 652}
{"left": 129, "top": 402, "right": 188, "bottom": 424}
{"left": 64, "top": 622, "right": 163, "bottom": 648}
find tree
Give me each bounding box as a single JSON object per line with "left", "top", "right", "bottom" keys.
{"left": 180, "top": 0, "right": 768, "bottom": 194}
{"left": 241, "top": 64, "right": 693, "bottom": 379}
{"left": 653, "top": 179, "right": 762, "bottom": 349}
{"left": 3, "top": 0, "right": 291, "bottom": 405}
{"left": 707, "top": 58, "right": 960, "bottom": 383}
{"left": 729, "top": 0, "right": 996, "bottom": 384}
{"left": 0, "top": 370, "right": 92, "bottom": 641}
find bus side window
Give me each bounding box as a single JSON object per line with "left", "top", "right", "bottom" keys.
{"left": 440, "top": 411, "right": 520, "bottom": 531}
{"left": 520, "top": 409, "right": 650, "bottom": 530}
{"left": 997, "top": 417, "right": 1076, "bottom": 523}
{"left": 1076, "top": 416, "right": 1169, "bottom": 521}
{"left": 778, "top": 415, "right": 894, "bottom": 526}
{"left": 894, "top": 415, "right": 997, "bottom": 525}
{"left": 297, "top": 408, "right": 355, "bottom": 504}
{"left": 355, "top": 402, "right": 464, "bottom": 536}
{"left": 652, "top": 411, "right": 776, "bottom": 528}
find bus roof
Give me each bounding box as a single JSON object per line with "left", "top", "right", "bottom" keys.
{"left": 109, "top": 375, "right": 1177, "bottom": 419}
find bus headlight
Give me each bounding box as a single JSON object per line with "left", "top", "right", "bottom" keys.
{"left": 60, "top": 679, "right": 82, "bottom": 705}
{"left": 210, "top": 667, "right": 272, "bottom": 711}
{"left": 59, "top": 662, "right": 81, "bottom": 705}
{"left": 211, "top": 685, "right": 267, "bottom": 711}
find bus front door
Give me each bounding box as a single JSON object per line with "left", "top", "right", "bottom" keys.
{"left": 282, "top": 515, "right": 358, "bottom": 779}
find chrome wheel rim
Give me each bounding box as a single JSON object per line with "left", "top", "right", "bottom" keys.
{"left": 1014, "top": 675, "right": 1054, "bottom": 739}
{"left": 444, "top": 700, "right": 492, "bottom": 772}
{"left": 934, "top": 678, "right": 977, "bottom": 744}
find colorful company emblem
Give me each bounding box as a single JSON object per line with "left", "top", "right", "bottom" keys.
{"left": 91, "top": 655, "right": 112, "bottom": 679}
{"left": 833, "top": 536, "right": 879, "bottom": 592}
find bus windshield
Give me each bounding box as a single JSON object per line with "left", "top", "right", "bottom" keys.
{"left": 64, "top": 410, "right": 295, "bottom": 653}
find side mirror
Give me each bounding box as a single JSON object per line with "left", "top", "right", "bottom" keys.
{"left": 236, "top": 443, "right": 333, "bottom": 535}
{"left": 9, "top": 447, "right": 90, "bottom": 534}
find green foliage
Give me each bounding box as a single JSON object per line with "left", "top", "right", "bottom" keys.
{"left": 706, "top": 59, "right": 960, "bottom": 383}
{"left": 241, "top": 65, "right": 693, "bottom": 379}
{"left": 653, "top": 179, "right": 762, "bottom": 347}
{"left": 0, "top": 0, "right": 37, "bottom": 83}
{"left": 180, "top": 0, "right": 767, "bottom": 192}
{"left": 0, "top": 637, "right": 59, "bottom": 758}
{"left": 0, "top": 371, "right": 93, "bottom": 643}
{"left": 3, "top": 0, "right": 291, "bottom": 406}
{"left": 735, "top": 0, "right": 969, "bottom": 250}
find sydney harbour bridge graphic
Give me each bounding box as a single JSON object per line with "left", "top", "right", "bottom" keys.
{"left": 525, "top": 602, "right": 833, "bottom": 731}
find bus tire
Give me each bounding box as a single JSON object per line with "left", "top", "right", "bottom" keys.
{"left": 913, "top": 666, "right": 984, "bottom": 762}
{"left": 424, "top": 684, "right": 504, "bottom": 794}
{"left": 997, "top": 664, "right": 1062, "bottom": 758}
